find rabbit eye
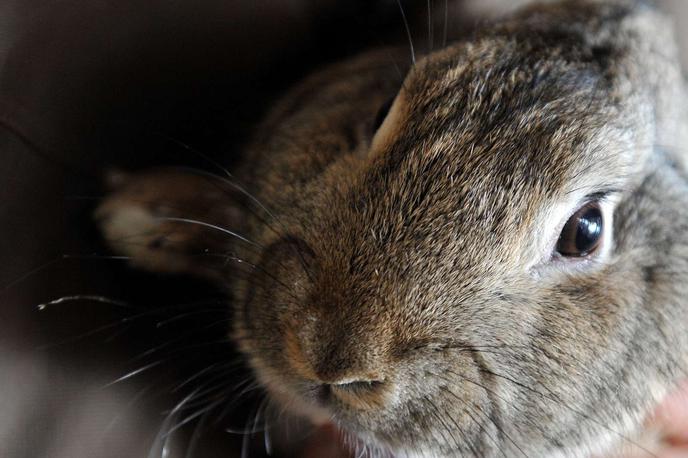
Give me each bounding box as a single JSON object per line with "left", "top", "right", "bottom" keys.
{"left": 372, "top": 97, "right": 394, "bottom": 132}
{"left": 556, "top": 202, "right": 604, "bottom": 257}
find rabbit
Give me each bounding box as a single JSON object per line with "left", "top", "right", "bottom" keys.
{"left": 95, "top": 0, "right": 688, "bottom": 456}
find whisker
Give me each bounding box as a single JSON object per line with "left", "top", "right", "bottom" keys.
{"left": 61, "top": 253, "right": 132, "bottom": 261}
{"left": 0, "top": 116, "right": 93, "bottom": 179}
{"left": 129, "top": 138, "right": 293, "bottom": 262}
{"left": 479, "top": 367, "right": 659, "bottom": 457}
{"left": 396, "top": 0, "right": 417, "bottom": 65}
{"left": 103, "top": 324, "right": 135, "bottom": 343}
{"left": 203, "top": 252, "right": 301, "bottom": 302}
{"left": 148, "top": 387, "right": 202, "bottom": 458}
{"left": 173, "top": 361, "right": 243, "bottom": 394}
{"left": 165, "top": 165, "right": 316, "bottom": 284}
{"left": 423, "top": 395, "right": 463, "bottom": 454}
{"left": 99, "top": 221, "right": 298, "bottom": 300}
{"left": 1, "top": 251, "right": 135, "bottom": 294}
{"left": 155, "top": 308, "right": 228, "bottom": 328}
{"left": 158, "top": 217, "right": 262, "bottom": 248}
{"left": 37, "top": 294, "right": 134, "bottom": 311}
{"left": 219, "top": 385, "right": 263, "bottom": 429}
{"left": 263, "top": 399, "right": 273, "bottom": 455}
{"left": 442, "top": 0, "right": 449, "bottom": 48}
{"left": 252, "top": 396, "right": 269, "bottom": 435}
{"left": 164, "top": 393, "right": 229, "bottom": 439}
{"left": 240, "top": 401, "right": 261, "bottom": 458}
{"left": 183, "top": 409, "right": 209, "bottom": 458}
{"left": 427, "top": 0, "right": 433, "bottom": 53}
{"left": 104, "top": 360, "right": 165, "bottom": 388}
{"left": 64, "top": 195, "right": 102, "bottom": 200}
{"left": 442, "top": 367, "right": 555, "bottom": 445}
{"left": 431, "top": 371, "right": 521, "bottom": 457}
{"left": 101, "top": 384, "right": 154, "bottom": 436}
{"left": 36, "top": 299, "right": 226, "bottom": 350}
{"left": 155, "top": 132, "right": 233, "bottom": 181}
{"left": 127, "top": 338, "right": 231, "bottom": 368}
{"left": 1, "top": 256, "right": 62, "bottom": 292}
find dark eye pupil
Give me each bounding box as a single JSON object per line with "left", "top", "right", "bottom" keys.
{"left": 372, "top": 97, "right": 394, "bottom": 132}
{"left": 575, "top": 207, "right": 602, "bottom": 252}
{"left": 556, "top": 204, "right": 604, "bottom": 257}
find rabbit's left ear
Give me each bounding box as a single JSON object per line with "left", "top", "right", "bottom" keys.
{"left": 95, "top": 168, "right": 247, "bottom": 281}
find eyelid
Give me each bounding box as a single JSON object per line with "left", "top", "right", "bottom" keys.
{"left": 577, "top": 188, "right": 620, "bottom": 207}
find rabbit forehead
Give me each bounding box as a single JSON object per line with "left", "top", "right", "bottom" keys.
{"left": 376, "top": 10, "right": 652, "bottom": 198}
{"left": 350, "top": 33, "right": 647, "bottom": 249}
{"left": 351, "top": 98, "right": 632, "bottom": 256}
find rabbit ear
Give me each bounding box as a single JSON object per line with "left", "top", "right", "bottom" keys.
{"left": 95, "top": 168, "right": 248, "bottom": 281}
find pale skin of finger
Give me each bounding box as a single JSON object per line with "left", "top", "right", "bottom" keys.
{"left": 657, "top": 449, "right": 688, "bottom": 458}
{"left": 652, "top": 380, "right": 688, "bottom": 445}
{"left": 599, "top": 380, "right": 688, "bottom": 458}
{"left": 643, "top": 380, "right": 688, "bottom": 458}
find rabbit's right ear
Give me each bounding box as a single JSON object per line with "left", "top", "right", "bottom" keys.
{"left": 95, "top": 168, "right": 248, "bottom": 281}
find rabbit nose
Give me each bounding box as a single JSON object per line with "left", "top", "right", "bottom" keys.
{"left": 311, "top": 350, "right": 386, "bottom": 388}
{"left": 308, "top": 343, "right": 391, "bottom": 408}
{"left": 280, "top": 306, "right": 393, "bottom": 408}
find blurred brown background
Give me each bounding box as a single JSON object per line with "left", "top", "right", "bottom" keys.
{"left": 0, "top": 1, "right": 686, "bottom": 457}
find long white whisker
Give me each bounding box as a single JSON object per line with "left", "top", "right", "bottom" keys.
{"left": 37, "top": 294, "right": 133, "bottom": 311}
{"left": 158, "top": 217, "right": 261, "bottom": 248}
{"left": 183, "top": 410, "right": 209, "bottom": 458}
{"left": 442, "top": 0, "right": 449, "bottom": 48}
{"left": 103, "top": 360, "right": 165, "bottom": 388}
{"left": 427, "top": 0, "right": 433, "bottom": 52}
{"left": 0, "top": 256, "right": 61, "bottom": 291}
{"left": 156, "top": 132, "right": 234, "bottom": 181}
{"left": 148, "top": 387, "right": 201, "bottom": 458}
{"left": 396, "top": 0, "right": 416, "bottom": 65}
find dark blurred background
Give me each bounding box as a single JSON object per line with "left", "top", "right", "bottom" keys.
{"left": 0, "top": 1, "right": 685, "bottom": 457}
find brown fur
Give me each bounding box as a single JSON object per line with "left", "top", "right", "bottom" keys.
{"left": 97, "top": 1, "right": 688, "bottom": 456}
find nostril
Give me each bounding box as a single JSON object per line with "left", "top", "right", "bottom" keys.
{"left": 328, "top": 379, "right": 385, "bottom": 394}
{"left": 314, "top": 383, "right": 332, "bottom": 405}
{"left": 320, "top": 377, "right": 389, "bottom": 409}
